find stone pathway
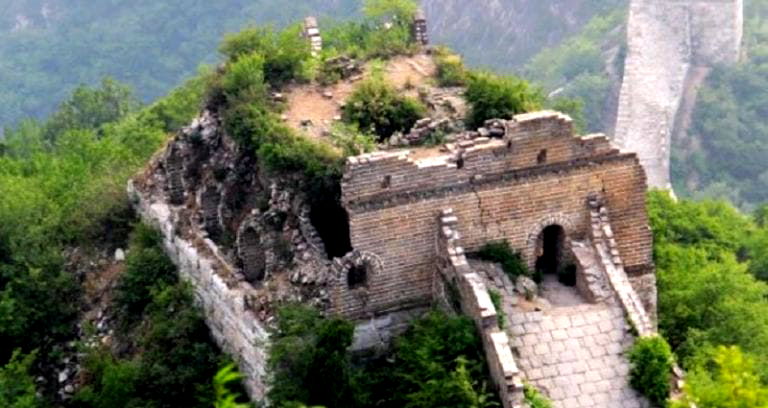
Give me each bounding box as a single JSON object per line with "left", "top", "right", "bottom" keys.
{"left": 470, "top": 261, "right": 649, "bottom": 408}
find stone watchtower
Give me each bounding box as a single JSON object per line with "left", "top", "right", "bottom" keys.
{"left": 613, "top": 0, "right": 743, "bottom": 189}
{"left": 303, "top": 16, "right": 322, "bottom": 56}
{"left": 412, "top": 9, "right": 429, "bottom": 45}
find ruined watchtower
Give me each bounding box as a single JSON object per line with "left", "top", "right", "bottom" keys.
{"left": 412, "top": 9, "right": 429, "bottom": 45}
{"left": 302, "top": 16, "right": 322, "bottom": 56}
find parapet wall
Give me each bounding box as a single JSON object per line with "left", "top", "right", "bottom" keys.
{"left": 338, "top": 112, "right": 655, "bottom": 319}
{"left": 436, "top": 209, "right": 524, "bottom": 408}
{"left": 614, "top": 0, "right": 743, "bottom": 188}
{"left": 128, "top": 181, "right": 269, "bottom": 398}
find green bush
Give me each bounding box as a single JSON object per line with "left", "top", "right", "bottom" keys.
{"left": 328, "top": 123, "right": 378, "bottom": 156}
{"left": 342, "top": 75, "right": 426, "bottom": 141}
{"left": 464, "top": 72, "right": 543, "bottom": 129}
{"left": 628, "top": 336, "right": 673, "bottom": 407}
{"left": 267, "top": 304, "right": 358, "bottom": 407}
{"left": 220, "top": 53, "right": 267, "bottom": 105}
{"left": 114, "top": 225, "right": 177, "bottom": 330}
{"left": 524, "top": 385, "right": 553, "bottom": 408}
{"left": 488, "top": 289, "right": 505, "bottom": 329}
{"left": 476, "top": 241, "right": 531, "bottom": 280}
{"left": 435, "top": 47, "right": 468, "bottom": 87}
{"left": 220, "top": 25, "right": 311, "bottom": 87}
{"left": 0, "top": 350, "right": 41, "bottom": 408}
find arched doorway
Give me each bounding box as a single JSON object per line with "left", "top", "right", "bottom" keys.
{"left": 536, "top": 225, "right": 565, "bottom": 277}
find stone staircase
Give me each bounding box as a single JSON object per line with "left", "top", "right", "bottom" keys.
{"left": 473, "top": 261, "right": 649, "bottom": 408}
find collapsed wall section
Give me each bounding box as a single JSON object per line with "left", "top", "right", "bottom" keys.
{"left": 614, "top": 0, "right": 743, "bottom": 188}
{"left": 339, "top": 112, "right": 655, "bottom": 319}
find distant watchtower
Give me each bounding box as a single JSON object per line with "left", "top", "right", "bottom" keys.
{"left": 303, "top": 16, "right": 322, "bottom": 56}
{"left": 412, "top": 9, "right": 428, "bottom": 46}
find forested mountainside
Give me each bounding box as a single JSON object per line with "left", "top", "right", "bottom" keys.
{"left": 0, "top": 0, "right": 620, "bottom": 131}
{"left": 0, "top": 0, "right": 359, "bottom": 128}
{"left": 423, "top": 0, "right": 625, "bottom": 68}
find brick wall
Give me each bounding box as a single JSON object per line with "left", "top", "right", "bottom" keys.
{"left": 337, "top": 112, "right": 654, "bottom": 319}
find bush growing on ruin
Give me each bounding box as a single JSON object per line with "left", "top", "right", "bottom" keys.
{"left": 220, "top": 25, "right": 311, "bottom": 87}
{"left": 114, "top": 224, "right": 177, "bottom": 330}
{"left": 464, "top": 72, "right": 543, "bottom": 128}
{"left": 488, "top": 289, "right": 506, "bottom": 329}
{"left": 628, "top": 336, "right": 673, "bottom": 407}
{"left": 435, "top": 47, "right": 468, "bottom": 87}
{"left": 329, "top": 123, "right": 378, "bottom": 156}
{"left": 476, "top": 241, "right": 531, "bottom": 281}
{"left": 524, "top": 385, "right": 553, "bottom": 408}
{"left": 342, "top": 75, "right": 426, "bottom": 141}
{"left": 267, "top": 304, "right": 358, "bottom": 407}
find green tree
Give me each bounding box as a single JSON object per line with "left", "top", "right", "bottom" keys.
{"left": 0, "top": 350, "right": 41, "bottom": 408}
{"left": 43, "top": 78, "right": 141, "bottom": 142}
{"left": 673, "top": 346, "right": 768, "bottom": 408}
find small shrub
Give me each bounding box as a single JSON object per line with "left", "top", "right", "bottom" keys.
{"left": 342, "top": 75, "right": 426, "bottom": 141}
{"left": 524, "top": 385, "right": 553, "bottom": 408}
{"left": 220, "top": 53, "right": 267, "bottom": 105}
{"left": 476, "top": 241, "right": 530, "bottom": 280}
{"left": 628, "top": 336, "right": 673, "bottom": 407}
{"left": 465, "top": 72, "right": 543, "bottom": 128}
{"left": 488, "top": 289, "right": 505, "bottom": 329}
{"left": 328, "top": 123, "right": 378, "bottom": 156}
{"left": 435, "top": 47, "right": 468, "bottom": 87}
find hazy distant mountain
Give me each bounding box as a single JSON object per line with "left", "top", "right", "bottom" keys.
{"left": 0, "top": 0, "right": 619, "bottom": 129}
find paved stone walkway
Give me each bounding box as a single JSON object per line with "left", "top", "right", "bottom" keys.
{"left": 471, "top": 261, "right": 649, "bottom": 408}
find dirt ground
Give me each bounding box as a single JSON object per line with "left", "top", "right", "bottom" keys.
{"left": 283, "top": 53, "right": 437, "bottom": 139}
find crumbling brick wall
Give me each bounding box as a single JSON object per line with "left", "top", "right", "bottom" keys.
{"left": 337, "top": 112, "right": 654, "bottom": 319}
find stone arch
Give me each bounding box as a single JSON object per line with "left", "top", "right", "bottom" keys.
{"left": 334, "top": 250, "right": 384, "bottom": 291}
{"left": 199, "top": 185, "right": 222, "bottom": 240}
{"left": 237, "top": 224, "right": 266, "bottom": 284}
{"left": 524, "top": 213, "right": 577, "bottom": 272}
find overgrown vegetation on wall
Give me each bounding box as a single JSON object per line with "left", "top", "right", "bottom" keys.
{"left": 74, "top": 224, "right": 232, "bottom": 408}
{"left": 267, "top": 306, "right": 500, "bottom": 408}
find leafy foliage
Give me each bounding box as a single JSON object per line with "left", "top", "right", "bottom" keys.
{"left": 0, "top": 350, "right": 41, "bottom": 408}
{"left": 628, "top": 336, "right": 673, "bottom": 407}
{"left": 362, "top": 0, "right": 419, "bottom": 22}
{"left": 464, "top": 72, "right": 543, "bottom": 128}
{"left": 434, "top": 47, "right": 469, "bottom": 87}
{"left": 524, "top": 385, "right": 553, "bottom": 408}
{"left": 672, "top": 346, "right": 768, "bottom": 408}
{"left": 267, "top": 304, "right": 358, "bottom": 407}
{"left": 267, "top": 307, "right": 499, "bottom": 408}
{"left": 214, "top": 364, "right": 252, "bottom": 408}
{"left": 488, "top": 289, "right": 505, "bottom": 329}
{"left": 76, "top": 224, "right": 227, "bottom": 408}
{"left": 342, "top": 75, "right": 426, "bottom": 141}
{"left": 476, "top": 241, "right": 531, "bottom": 281}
